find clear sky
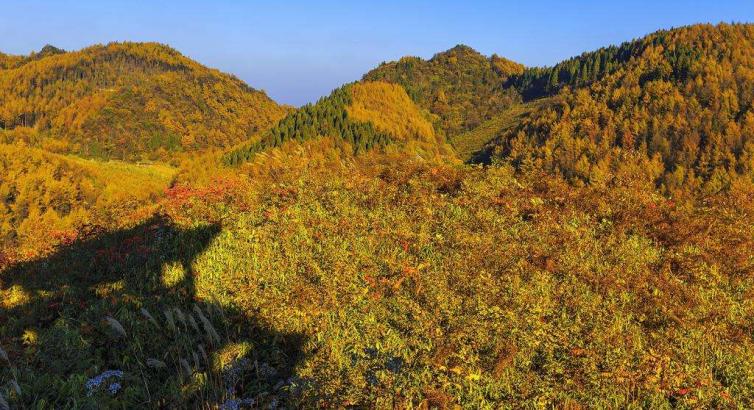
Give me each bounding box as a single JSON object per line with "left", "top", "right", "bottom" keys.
{"left": 1, "top": 1, "right": 752, "bottom": 106}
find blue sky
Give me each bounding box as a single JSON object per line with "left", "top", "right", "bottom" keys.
{"left": 1, "top": 1, "right": 752, "bottom": 106}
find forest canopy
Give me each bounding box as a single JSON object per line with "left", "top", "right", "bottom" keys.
{"left": 0, "top": 42, "right": 289, "bottom": 160}
{"left": 477, "top": 23, "right": 754, "bottom": 192}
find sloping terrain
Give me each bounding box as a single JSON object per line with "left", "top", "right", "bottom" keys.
{"left": 224, "top": 81, "right": 450, "bottom": 166}
{"left": 3, "top": 147, "right": 753, "bottom": 408}
{"left": 483, "top": 23, "right": 754, "bottom": 191}
{"left": 0, "top": 42, "right": 289, "bottom": 160}
{"left": 2, "top": 23, "right": 754, "bottom": 409}
{"left": 0, "top": 143, "right": 174, "bottom": 258}
{"left": 364, "top": 45, "right": 524, "bottom": 137}
{"left": 450, "top": 99, "right": 549, "bottom": 162}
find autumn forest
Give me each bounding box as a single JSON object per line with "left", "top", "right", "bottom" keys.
{"left": 1, "top": 22, "right": 754, "bottom": 408}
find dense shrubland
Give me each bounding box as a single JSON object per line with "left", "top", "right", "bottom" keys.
{"left": 3, "top": 143, "right": 753, "bottom": 407}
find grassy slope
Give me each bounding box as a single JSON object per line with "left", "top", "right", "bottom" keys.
{"left": 63, "top": 154, "right": 175, "bottom": 200}
{"left": 2, "top": 146, "right": 754, "bottom": 407}
{"left": 450, "top": 99, "right": 548, "bottom": 162}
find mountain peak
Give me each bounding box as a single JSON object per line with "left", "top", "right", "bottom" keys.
{"left": 38, "top": 44, "right": 65, "bottom": 56}
{"left": 433, "top": 44, "right": 485, "bottom": 61}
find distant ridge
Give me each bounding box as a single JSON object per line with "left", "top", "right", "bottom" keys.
{"left": 0, "top": 42, "right": 289, "bottom": 160}
{"left": 364, "top": 44, "right": 523, "bottom": 137}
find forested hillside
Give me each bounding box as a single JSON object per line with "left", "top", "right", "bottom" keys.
{"left": 479, "top": 23, "right": 754, "bottom": 192}
{"left": 363, "top": 45, "right": 524, "bottom": 137}
{"left": 0, "top": 143, "right": 174, "bottom": 259}
{"left": 0, "top": 42, "right": 289, "bottom": 160}
{"left": 224, "top": 81, "right": 450, "bottom": 165}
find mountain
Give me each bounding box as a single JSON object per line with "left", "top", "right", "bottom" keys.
{"left": 224, "top": 80, "right": 449, "bottom": 165}
{"left": 454, "top": 23, "right": 754, "bottom": 193}
{"left": 363, "top": 45, "right": 524, "bottom": 137}
{"left": 0, "top": 42, "right": 289, "bottom": 160}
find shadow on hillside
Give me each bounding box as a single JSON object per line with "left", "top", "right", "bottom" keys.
{"left": 467, "top": 147, "right": 493, "bottom": 165}
{"left": 0, "top": 216, "right": 307, "bottom": 405}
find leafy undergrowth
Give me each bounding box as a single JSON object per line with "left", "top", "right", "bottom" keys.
{"left": 2, "top": 144, "right": 754, "bottom": 408}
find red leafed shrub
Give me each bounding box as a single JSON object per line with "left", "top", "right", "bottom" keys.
{"left": 50, "top": 229, "right": 80, "bottom": 247}
{"left": 162, "top": 176, "right": 253, "bottom": 224}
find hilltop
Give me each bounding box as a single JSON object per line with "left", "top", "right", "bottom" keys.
{"left": 0, "top": 42, "right": 289, "bottom": 160}
{"left": 364, "top": 45, "right": 524, "bottom": 137}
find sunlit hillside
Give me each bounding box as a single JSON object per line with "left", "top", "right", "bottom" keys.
{"left": 0, "top": 42, "right": 289, "bottom": 160}
{"left": 2, "top": 22, "right": 754, "bottom": 409}
{"left": 364, "top": 45, "right": 524, "bottom": 137}
{"left": 0, "top": 143, "right": 175, "bottom": 260}
{"left": 224, "top": 81, "right": 453, "bottom": 166}
{"left": 483, "top": 23, "right": 754, "bottom": 193}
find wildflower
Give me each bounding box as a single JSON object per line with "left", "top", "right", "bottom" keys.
{"left": 257, "top": 361, "right": 278, "bottom": 380}
{"left": 86, "top": 370, "right": 124, "bottom": 396}
{"left": 220, "top": 399, "right": 241, "bottom": 410}
{"left": 222, "top": 357, "right": 251, "bottom": 386}
{"left": 108, "top": 382, "right": 122, "bottom": 395}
